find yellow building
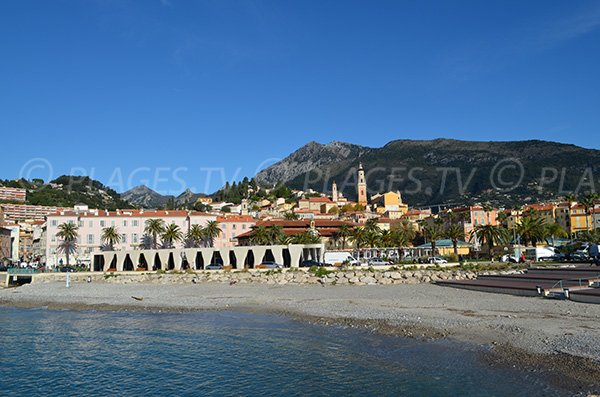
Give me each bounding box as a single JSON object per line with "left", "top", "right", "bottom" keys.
{"left": 556, "top": 202, "right": 593, "bottom": 235}
{"left": 371, "top": 191, "right": 408, "bottom": 216}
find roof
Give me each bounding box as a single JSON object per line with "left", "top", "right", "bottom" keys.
{"left": 216, "top": 215, "right": 255, "bottom": 223}
{"left": 307, "top": 197, "right": 333, "bottom": 203}
{"left": 48, "top": 209, "right": 215, "bottom": 218}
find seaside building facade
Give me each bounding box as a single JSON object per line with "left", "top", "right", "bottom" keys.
{"left": 46, "top": 207, "right": 217, "bottom": 268}
{"left": 0, "top": 186, "right": 27, "bottom": 202}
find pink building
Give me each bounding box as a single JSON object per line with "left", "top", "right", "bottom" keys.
{"left": 214, "top": 215, "right": 256, "bottom": 247}
{"left": 46, "top": 207, "right": 217, "bottom": 267}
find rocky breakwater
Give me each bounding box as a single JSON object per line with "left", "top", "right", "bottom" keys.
{"left": 47, "top": 268, "right": 507, "bottom": 286}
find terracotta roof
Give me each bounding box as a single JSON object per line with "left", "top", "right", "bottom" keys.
{"left": 216, "top": 215, "right": 255, "bottom": 223}
{"left": 308, "top": 197, "right": 333, "bottom": 203}
{"left": 48, "top": 209, "right": 214, "bottom": 218}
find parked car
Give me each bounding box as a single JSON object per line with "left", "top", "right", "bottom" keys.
{"left": 367, "top": 257, "right": 390, "bottom": 266}
{"left": 59, "top": 266, "right": 76, "bottom": 272}
{"left": 205, "top": 263, "right": 223, "bottom": 270}
{"left": 500, "top": 254, "right": 519, "bottom": 263}
{"left": 300, "top": 259, "right": 326, "bottom": 267}
{"left": 257, "top": 261, "right": 283, "bottom": 269}
{"left": 428, "top": 256, "right": 448, "bottom": 264}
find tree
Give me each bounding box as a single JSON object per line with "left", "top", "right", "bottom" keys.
{"left": 250, "top": 226, "right": 271, "bottom": 245}
{"left": 517, "top": 214, "right": 546, "bottom": 247}
{"left": 544, "top": 223, "right": 568, "bottom": 246}
{"left": 471, "top": 224, "right": 508, "bottom": 256}
{"left": 349, "top": 227, "right": 367, "bottom": 250}
{"left": 580, "top": 192, "right": 599, "bottom": 231}
{"left": 144, "top": 219, "right": 166, "bottom": 249}
{"left": 284, "top": 212, "right": 299, "bottom": 220}
{"left": 161, "top": 223, "right": 183, "bottom": 249}
{"left": 335, "top": 224, "right": 353, "bottom": 250}
{"left": 185, "top": 224, "right": 205, "bottom": 248}
{"left": 101, "top": 226, "right": 121, "bottom": 251}
{"left": 56, "top": 222, "right": 78, "bottom": 266}
{"left": 288, "top": 230, "right": 321, "bottom": 244}
{"left": 422, "top": 223, "right": 443, "bottom": 256}
{"left": 444, "top": 224, "right": 465, "bottom": 256}
{"left": 202, "top": 221, "right": 222, "bottom": 247}
{"left": 363, "top": 219, "right": 382, "bottom": 248}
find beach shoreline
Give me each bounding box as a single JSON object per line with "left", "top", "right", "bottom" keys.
{"left": 2, "top": 281, "right": 600, "bottom": 393}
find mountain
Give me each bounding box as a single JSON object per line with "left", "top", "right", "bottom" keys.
{"left": 255, "top": 141, "right": 368, "bottom": 187}
{"left": 122, "top": 186, "right": 207, "bottom": 208}
{"left": 255, "top": 139, "right": 600, "bottom": 207}
{"left": 12, "top": 175, "right": 133, "bottom": 210}
{"left": 122, "top": 185, "right": 172, "bottom": 208}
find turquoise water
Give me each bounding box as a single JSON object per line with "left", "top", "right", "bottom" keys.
{"left": 0, "top": 307, "right": 565, "bottom": 396}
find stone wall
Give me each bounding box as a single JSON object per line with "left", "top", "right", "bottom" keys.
{"left": 31, "top": 268, "right": 505, "bottom": 286}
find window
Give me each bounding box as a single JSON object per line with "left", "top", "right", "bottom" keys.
{"left": 87, "top": 234, "right": 94, "bottom": 244}
{"left": 122, "top": 234, "right": 127, "bottom": 244}
{"left": 242, "top": 224, "right": 246, "bottom": 230}
{"left": 89, "top": 221, "right": 93, "bottom": 227}
{"left": 78, "top": 220, "right": 84, "bottom": 227}
{"left": 111, "top": 221, "right": 115, "bottom": 227}
{"left": 100, "top": 220, "right": 105, "bottom": 227}
{"left": 51, "top": 236, "right": 56, "bottom": 243}
{"left": 232, "top": 224, "right": 236, "bottom": 230}
{"left": 132, "top": 233, "right": 138, "bottom": 244}
{"left": 133, "top": 220, "right": 138, "bottom": 227}
{"left": 51, "top": 220, "right": 58, "bottom": 227}
{"left": 123, "top": 220, "right": 128, "bottom": 227}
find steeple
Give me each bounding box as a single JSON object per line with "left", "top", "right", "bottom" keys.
{"left": 332, "top": 181, "right": 338, "bottom": 202}
{"left": 357, "top": 163, "right": 367, "bottom": 205}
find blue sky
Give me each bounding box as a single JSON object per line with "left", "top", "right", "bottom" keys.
{"left": 1, "top": 0, "right": 599, "bottom": 194}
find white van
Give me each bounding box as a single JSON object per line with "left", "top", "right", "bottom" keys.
{"left": 524, "top": 247, "right": 556, "bottom": 261}
{"left": 324, "top": 251, "right": 360, "bottom": 266}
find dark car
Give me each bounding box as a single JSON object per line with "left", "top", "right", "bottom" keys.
{"left": 257, "top": 261, "right": 283, "bottom": 269}
{"left": 59, "top": 266, "right": 76, "bottom": 272}
{"left": 300, "top": 259, "right": 326, "bottom": 267}
{"left": 205, "top": 263, "right": 223, "bottom": 270}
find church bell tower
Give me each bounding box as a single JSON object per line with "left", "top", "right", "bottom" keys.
{"left": 357, "top": 163, "right": 367, "bottom": 205}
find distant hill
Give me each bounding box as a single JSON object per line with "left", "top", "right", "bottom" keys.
{"left": 255, "top": 139, "right": 600, "bottom": 207}
{"left": 0, "top": 175, "right": 133, "bottom": 210}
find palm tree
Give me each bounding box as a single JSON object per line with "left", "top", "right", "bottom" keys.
{"left": 101, "top": 226, "right": 121, "bottom": 251}
{"left": 363, "top": 219, "right": 382, "bottom": 249}
{"left": 544, "top": 223, "right": 567, "bottom": 247}
{"left": 251, "top": 226, "right": 271, "bottom": 245}
{"left": 161, "top": 223, "right": 183, "bottom": 249}
{"left": 335, "top": 224, "right": 352, "bottom": 250}
{"left": 144, "top": 219, "right": 166, "bottom": 249}
{"left": 56, "top": 222, "right": 78, "bottom": 266}
{"left": 202, "top": 220, "right": 222, "bottom": 248}
{"left": 185, "top": 224, "right": 205, "bottom": 248}
{"left": 580, "top": 192, "right": 599, "bottom": 231}
{"left": 422, "top": 223, "right": 443, "bottom": 256}
{"left": 482, "top": 202, "right": 494, "bottom": 224}
{"left": 471, "top": 224, "right": 508, "bottom": 256}
{"left": 517, "top": 214, "right": 547, "bottom": 247}
{"left": 267, "top": 225, "right": 286, "bottom": 245}
{"left": 283, "top": 212, "right": 299, "bottom": 220}
{"left": 288, "top": 230, "right": 321, "bottom": 244}
{"left": 349, "top": 227, "right": 367, "bottom": 251}
{"left": 444, "top": 224, "right": 465, "bottom": 256}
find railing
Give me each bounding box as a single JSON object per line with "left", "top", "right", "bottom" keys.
{"left": 550, "top": 273, "right": 600, "bottom": 290}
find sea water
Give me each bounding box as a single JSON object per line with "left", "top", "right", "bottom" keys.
{"left": 0, "top": 307, "right": 565, "bottom": 396}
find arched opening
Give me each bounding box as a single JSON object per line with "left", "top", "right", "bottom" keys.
{"left": 153, "top": 253, "right": 162, "bottom": 271}
{"left": 210, "top": 251, "right": 223, "bottom": 265}
{"left": 167, "top": 253, "right": 175, "bottom": 270}
{"left": 283, "top": 249, "right": 291, "bottom": 268}
{"left": 229, "top": 251, "right": 237, "bottom": 268}
{"left": 244, "top": 250, "right": 254, "bottom": 269}
{"left": 123, "top": 254, "right": 134, "bottom": 271}
{"left": 261, "top": 249, "right": 275, "bottom": 264}
{"left": 93, "top": 255, "right": 105, "bottom": 272}
{"left": 181, "top": 253, "right": 190, "bottom": 270}
{"left": 108, "top": 255, "right": 117, "bottom": 271}
{"left": 138, "top": 254, "right": 148, "bottom": 270}
{"left": 195, "top": 252, "right": 204, "bottom": 270}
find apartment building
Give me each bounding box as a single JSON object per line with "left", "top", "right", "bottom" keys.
{"left": 0, "top": 186, "right": 26, "bottom": 202}
{"left": 46, "top": 207, "right": 217, "bottom": 267}
{"left": 215, "top": 215, "right": 256, "bottom": 247}
{"left": 0, "top": 203, "right": 63, "bottom": 222}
